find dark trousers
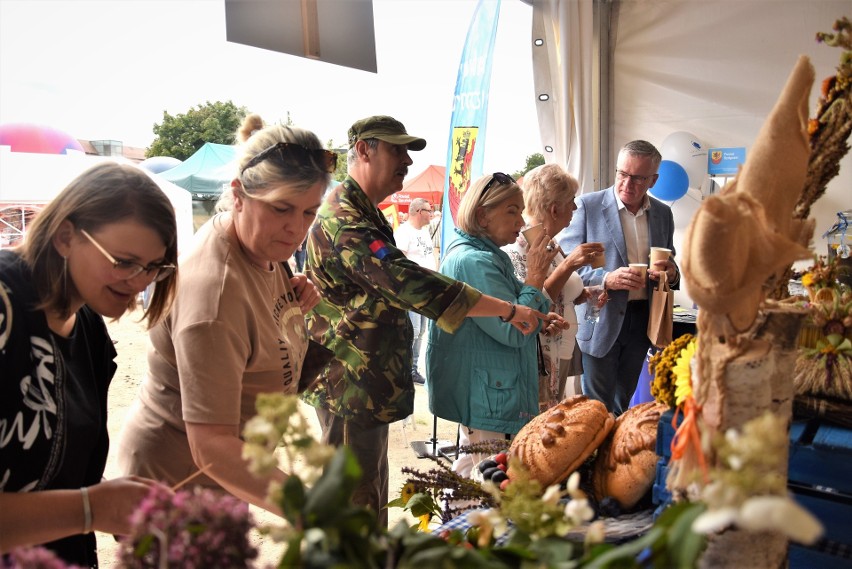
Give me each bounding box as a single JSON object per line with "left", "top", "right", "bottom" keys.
{"left": 581, "top": 300, "right": 650, "bottom": 416}
{"left": 314, "top": 406, "right": 389, "bottom": 527}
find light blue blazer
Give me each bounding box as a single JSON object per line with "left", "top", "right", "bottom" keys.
{"left": 558, "top": 187, "right": 679, "bottom": 358}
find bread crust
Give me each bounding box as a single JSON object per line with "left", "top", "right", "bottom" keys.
{"left": 592, "top": 401, "right": 667, "bottom": 509}
{"left": 508, "top": 395, "right": 614, "bottom": 488}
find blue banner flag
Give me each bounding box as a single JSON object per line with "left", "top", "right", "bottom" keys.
{"left": 440, "top": 0, "right": 502, "bottom": 256}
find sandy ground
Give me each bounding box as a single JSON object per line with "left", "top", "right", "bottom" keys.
{"left": 96, "top": 310, "right": 458, "bottom": 567}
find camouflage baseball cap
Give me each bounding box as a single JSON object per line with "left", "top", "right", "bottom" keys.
{"left": 347, "top": 115, "right": 427, "bottom": 151}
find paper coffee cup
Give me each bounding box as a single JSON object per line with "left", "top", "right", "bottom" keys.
{"left": 629, "top": 263, "right": 648, "bottom": 280}
{"left": 521, "top": 223, "right": 544, "bottom": 244}
{"left": 589, "top": 244, "right": 606, "bottom": 268}
{"left": 649, "top": 247, "right": 671, "bottom": 267}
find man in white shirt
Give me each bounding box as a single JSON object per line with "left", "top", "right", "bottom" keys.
{"left": 393, "top": 198, "right": 436, "bottom": 384}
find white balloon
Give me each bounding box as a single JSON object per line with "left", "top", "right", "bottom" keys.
{"left": 661, "top": 131, "right": 708, "bottom": 190}
{"left": 670, "top": 187, "right": 704, "bottom": 309}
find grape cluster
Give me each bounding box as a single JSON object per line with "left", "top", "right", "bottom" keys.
{"left": 478, "top": 451, "right": 511, "bottom": 490}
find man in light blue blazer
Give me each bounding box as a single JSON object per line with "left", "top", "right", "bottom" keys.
{"left": 558, "top": 140, "right": 680, "bottom": 415}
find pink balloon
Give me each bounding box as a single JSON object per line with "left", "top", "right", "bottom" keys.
{"left": 0, "top": 123, "right": 84, "bottom": 155}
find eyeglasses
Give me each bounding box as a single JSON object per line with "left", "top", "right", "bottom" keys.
{"left": 81, "top": 229, "right": 176, "bottom": 282}
{"left": 615, "top": 169, "right": 655, "bottom": 184}
{"left": 416, "top": 208, "right": 433, "bottom": 214}
{"left": 482, "top": 172, "right": 516, "bottom": 194}
{"left": 241, "top": 142, "right": 338, "bottom": 176}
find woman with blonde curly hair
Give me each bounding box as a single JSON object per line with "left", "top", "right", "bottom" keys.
{"left": 117, "top": 114, "right": 334, "bottom": 514}
{"left": 504, "top": 164, "right": 605, "bottom": 410}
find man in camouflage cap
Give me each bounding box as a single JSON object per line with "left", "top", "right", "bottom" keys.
{"left": 304, "top": 115, "right": 545, "bottom": 525}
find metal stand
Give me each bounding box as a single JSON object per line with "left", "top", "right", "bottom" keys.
{"left": 410, "top": 415, "right": 458, "bottom": 461}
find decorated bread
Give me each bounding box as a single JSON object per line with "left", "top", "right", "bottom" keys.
{"left": 508, "top": 395, "right": 614, "bottom": 488}
{"left": 592, "top": 401, "right": 667, "bottom": 510}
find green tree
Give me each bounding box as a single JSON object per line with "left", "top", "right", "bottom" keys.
{"left": 326, "top": 139, "right": 348, "bottom": 183}
{"left": 147, "top": 100, "right": 249, "bottom": 160}
{"left": 513, "top": 152, "right": 545, "bottom": 179}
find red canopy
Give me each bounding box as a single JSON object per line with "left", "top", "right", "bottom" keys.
{"left": 378, "top": 165, "right": 445, "bottom": 213}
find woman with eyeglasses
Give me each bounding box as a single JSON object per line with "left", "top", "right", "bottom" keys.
{"left": 116, "top": 114, "right": 330, "bottom": 514}
{"left": 0, "top": 162, "right": 178, "bottom": 566}
{"left": 426, "top": 172, "right": 567, "bottom": 478}
{"left": 504, "top": 164, "right": 606, "bottom": 411}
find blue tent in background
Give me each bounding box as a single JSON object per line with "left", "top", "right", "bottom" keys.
{"left": 158, "top": 142, "right": 237, "bottom": 200}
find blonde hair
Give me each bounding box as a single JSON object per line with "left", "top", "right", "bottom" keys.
{"left": 455, "top": 173, "right": 522, "bottom": 237}
{"left": 522, "top": 163, "right": 579, "bottom": 221}
{"left": 216, "top": 114, "right": 331, "bottom": 211}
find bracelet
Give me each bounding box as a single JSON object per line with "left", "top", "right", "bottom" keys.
{"left": 80, "top": 486, "right": 92, "bottom": 534}
{"left": 499, "top": 303, "right": 516, "bottom": 323}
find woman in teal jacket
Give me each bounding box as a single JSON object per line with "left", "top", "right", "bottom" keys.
{"left": 426, "top": 172, "right": 566, "bottom": 478}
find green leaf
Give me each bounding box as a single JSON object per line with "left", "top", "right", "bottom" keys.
{"left": 281, "top": 474, "right": 307, "bottom": 525}
{"left": 278, "top": 534, "right": 304, "bottom": 568}
{"left": 583, "top": 526, "right": 664, "bottom": 568}
{"left": 664, "top": 503, "right": 706, "bottom": 568}
{"left": 133, "top": 533, "right": 155, "bottom": 558}
{"left": 303, "top": 447, "right": 363, "bottom": 526}
{"left": 406, "top": 492, "right": 438, "bottom": 518}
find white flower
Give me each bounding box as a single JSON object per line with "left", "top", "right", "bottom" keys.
{"left": 585, "top": 520, "right": 606, "bottom": 545}
{"left": 738, "top": 496, "right": 823, "bottom": 544}
{"left": 467, "top": 509, "right": 491, "bottom": 527}
{"left": 692, "top": 507, "right": 738, "bottom": 534}
{"left": 564, "top": 498, "right": 595, "bottom": 525}
{"left": 542, "top": 484, "right": 563, "bottom": 506}
{"left": 692, "top": 496, "right": 823, "bottom": 545}
{"left": 243, "top": 416, "right": 278, "bottom": 443}
{"left": 566, "top": 472, "right": 585, "bottom": 500}
{"left": 727, "top": 454, "right": 744, "bottom": 471}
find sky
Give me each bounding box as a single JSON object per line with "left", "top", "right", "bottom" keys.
{"left": 0, "top": 0, "right": 541, "bottom": 177}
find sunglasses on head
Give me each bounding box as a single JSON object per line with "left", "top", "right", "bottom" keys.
{"left": 240, "top": 142, "right": 338, "bottom": 176}
{"left": 482, "top": 172, "right": 516, "bottom": 194}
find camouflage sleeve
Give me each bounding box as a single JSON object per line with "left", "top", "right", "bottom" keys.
{"left": 328, "top": 220, "right": 479, "bottom": 327}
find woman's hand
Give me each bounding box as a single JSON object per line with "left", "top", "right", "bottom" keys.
{"left": 509, "top": 304, "right": 550, "bottom": 335}
{"left": 89, "top": 476, "right": 167, "bottom": 536}
{"left": 562, "top": 242, "right": 605, "bottom": 271}
{"left": 525, "top": 231, "right": 560, "bottom": 288}
{"left": 541, "top": 312, "right": 569, "bottom": 336}
{"left": 290, "top": 273, "right": 321, "bottom": 314}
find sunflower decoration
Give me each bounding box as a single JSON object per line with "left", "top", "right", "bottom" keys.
{"left": 799, "top": 255, "right": 843, "bottom": 300}
{"left": 400, "top": 482, "right": 417, "bottom": 504}
{"left": 673, "top": 337, "right": 698, "bottom": 407}
{"left": 649, "top": 334, "right": 696, "bottom": 409}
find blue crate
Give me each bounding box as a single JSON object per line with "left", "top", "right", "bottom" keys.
{"left": 789, "top": 420, "right": 852, "bottom": 495}
{"left": 788, "top": 419, "right": 852, "bottom": 565}
{"left": 790, "top": 545, "right": 852, "bottom": 569}
{"left": 651, "top": 459, "right": 671, "bottom": 506}
{"left": 653, "top": 416, "right": 852, "bottom": 560}
{"left": 655, "top": 408, "right": 681, "bottom": 459}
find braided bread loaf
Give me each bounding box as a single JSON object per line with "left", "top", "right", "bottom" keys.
{"left": 592, "top": 401, "right": 667, "bottom": 510}
{"left": 508, "top": 395, "right": 614, "bottom": 488}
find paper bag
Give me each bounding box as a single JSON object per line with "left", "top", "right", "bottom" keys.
{"left": 647, "top": 272, "right": 674, "bottom": 348}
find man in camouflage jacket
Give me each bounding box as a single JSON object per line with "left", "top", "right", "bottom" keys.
{"left": 304, "top": 116, "right": 486, "bottom": 525}
{"left": 306, "top": 116, "right": 547, "bottom": 525}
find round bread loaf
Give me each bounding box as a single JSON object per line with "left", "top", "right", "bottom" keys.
{"left": 592, "top": 401, "right": 667, "bottom": 510}
{"left": 508, "top": 395, "right": 614, "bottom": 488}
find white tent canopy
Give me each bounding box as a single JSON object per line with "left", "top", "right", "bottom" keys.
{"left": 533, "top": 0, "right": 851, "bottom": 306}
{"left": 0, "top": 147, "right": 194, "bottom": 253}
